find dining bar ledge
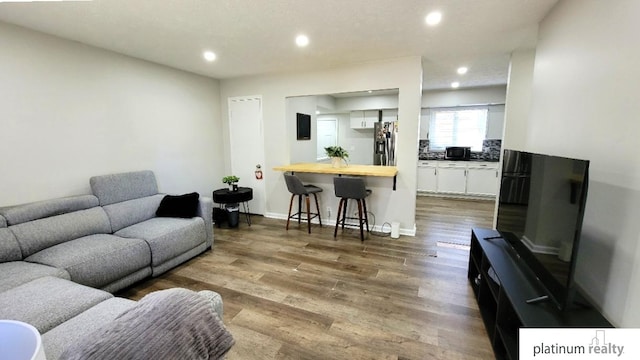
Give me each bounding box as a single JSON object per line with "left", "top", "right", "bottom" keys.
{"left": 273, "top": 163, "right": 398, "bottom": 190}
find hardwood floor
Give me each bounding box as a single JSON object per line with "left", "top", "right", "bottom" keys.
{"left": 416, "top": 195, "right": 495, "bottom": 247}
{"left": 118, "top": 196, "right": 496, "bottom": 359}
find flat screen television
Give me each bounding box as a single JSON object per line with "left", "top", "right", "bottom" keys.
{"left": 496, "top": 149, "right": 590, "bottom": 310}
{"left": 296, "top": 113, "right": 311, "bottom": 140}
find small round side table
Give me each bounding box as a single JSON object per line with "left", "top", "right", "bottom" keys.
{"left": 212, "top": 187, "right": 253, "bottom": 226}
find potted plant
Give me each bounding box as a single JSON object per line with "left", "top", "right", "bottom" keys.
{"left": 222, "top": 175, "right": 240, "bottom": 191}
{"left": 325, "top": 146, "right": 349, "bottom": 168}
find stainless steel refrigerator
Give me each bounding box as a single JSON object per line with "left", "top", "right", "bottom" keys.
{"left": 499, "top": 150, "right": 531, "bottom": 204}
{"left": 373, "top": 114, "right": 397, "bottom": 166}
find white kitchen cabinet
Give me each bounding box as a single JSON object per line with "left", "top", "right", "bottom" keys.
{"left": 350, "top": 111, "right": 364, "bottom": 128}
{"left": 363, "top": 110, "right": 379, "bottom": 128}
{"left": 437, "top": 162, "right": 467, "bottom": 194}
{"left": 417, "top": 161, "right": 499, "bottom": 197}
{"left": 467, "top": 164, "right": 499, "bottom": 196}
{"left": 350, "top": 110, "right": 378, "bottom": 129}
{"left": 417, "top": 161, "right": 437, "bottom": 192}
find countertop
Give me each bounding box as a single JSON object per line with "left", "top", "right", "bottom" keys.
{"left": 273, "top": 163, "right": 398, "bottom": 177}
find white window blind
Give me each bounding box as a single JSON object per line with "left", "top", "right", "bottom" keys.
{"left": 428, "top": 107, "right": 488, "bottom": 151}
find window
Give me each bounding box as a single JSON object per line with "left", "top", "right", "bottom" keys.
{"left": 428, "top": 107, "right": 488, "bottom": 151}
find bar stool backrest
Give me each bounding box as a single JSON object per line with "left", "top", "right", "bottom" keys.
{"left": 284, "top": 174, "right": 308, "bottom": 195}
{"left": 334, "top": 177, "right": 368, "bottom": 199}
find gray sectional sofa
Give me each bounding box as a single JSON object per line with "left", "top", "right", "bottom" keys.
{"left": 0, "top": 170, "right": 220, "bottom": 359}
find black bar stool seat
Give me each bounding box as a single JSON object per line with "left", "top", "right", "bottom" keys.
{"left": 333, "top": 177, "right": 371, "bottom": 241}
{"left": 284, "top": 174, "right": 323, "bottom": 233}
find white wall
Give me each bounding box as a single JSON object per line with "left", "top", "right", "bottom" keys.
{"left": 220, "top": 57, "right": 424, "bottom": 241}
{"left": 503, "top": 49, "right": 536, "bottom": 150}
{"left": 286, "top": 96, "right": 317, "bottom": 163}
{"left": 421, "top": 85, "right": 506, "bottom": 108}
{"left": 524, "top": 0, "right": 640, "bottom": 326}
{"left": 335, "top": 94, "right": 398, "bottom": 112}
{"left": 336, "top": 114, "right": 374, "bottom": 165}
{"left": 0, "top": 22, "right": 223, "bottom": 206}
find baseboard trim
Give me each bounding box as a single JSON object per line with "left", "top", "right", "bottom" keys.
{"left": 264, "top": 212, "right": 416, "bottom": 237}
{"left": 417, "top": 191, "right": 496, "bottom": 201}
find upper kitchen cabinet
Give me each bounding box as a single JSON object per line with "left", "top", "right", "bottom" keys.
{"left": 351, "top": 109, "right": 398, "bottom": 129}
{"left": 350, "top": 110, "right": 379, "bottom": 129}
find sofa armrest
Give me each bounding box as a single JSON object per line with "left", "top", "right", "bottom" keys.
{"left": 197, "top": 197, "right": 213, "bottom": 248}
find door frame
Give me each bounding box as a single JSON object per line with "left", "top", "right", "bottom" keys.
{"left": 228, "top": 95, "right": 266, "bottom": 215}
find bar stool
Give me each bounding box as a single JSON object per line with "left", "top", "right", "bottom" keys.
{"left": 284, "top": 174, "right": 323, "bottom": 233}
{"left": 333, "top": 176, "right": 372, "bottom": 241}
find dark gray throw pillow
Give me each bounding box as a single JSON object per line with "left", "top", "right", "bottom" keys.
{"left": 156, "top": 192, "right": 199, "bottom": 218}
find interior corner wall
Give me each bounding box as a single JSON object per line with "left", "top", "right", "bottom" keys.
{"left": 219, "top": 57, "right": 423, "bottom": 245}
{"left": 503, "top": 49, "right": 535, "bottom": 151}
{"left": 0, "top": 22, "right": 223, "bottom": 206}
{"left": 527, "top": 0, "right": 640, "bottom": 326}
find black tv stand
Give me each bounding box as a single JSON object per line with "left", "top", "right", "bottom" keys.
{"left": 468, "top": 228, "right": 611, "bottom": 360}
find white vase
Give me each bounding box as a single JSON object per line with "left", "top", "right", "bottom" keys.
{"left": 331, "top": 157, "right": 342, "bottom": 168}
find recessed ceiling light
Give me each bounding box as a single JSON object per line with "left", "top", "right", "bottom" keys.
{"left": 295, "top": 34, "right": 309, "bottom": 47}
{"left": 451, "top": 82, "right": 460, "bottom": 89}
{"left": 425, "top": 11, "right": 442, "bottom": 26}
{"left": 203, "top": 51, "right": 216, "bottom": 62}
{"left": 457, "top": 67, "right": 468, "bottom": 75}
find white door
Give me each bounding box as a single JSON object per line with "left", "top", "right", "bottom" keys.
{"left": 316, "top": 118, "right": 337, "bottom": 160}
{"left": 228, "top": 96, "right": 265, "bottom": 215}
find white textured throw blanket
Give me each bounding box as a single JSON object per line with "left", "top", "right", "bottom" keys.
{"left": 60, "top": 289, "right": 234, "bottom": 360}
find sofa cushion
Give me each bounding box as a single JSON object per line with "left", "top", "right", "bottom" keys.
{"left": 25, "top": 234, "right": 151, "bottom": 289}
{"left": 10, "top": 207, "right": 112, "bottom": 258}
{"left": 0, "top": 228, "right": 22, "bottom": 262}
{"left": 0, "top": 195, "right": 99, "bottom": 226}
{"left": 0, "top": 276, "right": 112, "bottom": 333}
{"left": 156, "top": 192, "right": 200, "bottom": 218}
{"left": 0, "top": 214, "right": 6, "bottom": 227}
{"left": 0, "top": 261, "right": 70, "bottom": 293}
{"left": 102, "top": 194, "right": 164, "bottom": 232}
{"left": 43, "top": 297, "right": 137, "bottom": 360}
{"left": 115, "top": 217, "right": 206, "bottom": 267}
{"left": 90, "top": 170, "right": 158, "bottom": 206}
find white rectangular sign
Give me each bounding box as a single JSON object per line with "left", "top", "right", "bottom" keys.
{"left": 520, "top": 329, "right": 640, "bottom": 359}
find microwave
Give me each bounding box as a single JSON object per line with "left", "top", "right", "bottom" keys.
{"left": 445, "top": 146, "right": 471, "bottom": 160}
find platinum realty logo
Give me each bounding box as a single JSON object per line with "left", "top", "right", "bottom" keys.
{"left": 520, "top": 329, "right": 639, "bottom": 359}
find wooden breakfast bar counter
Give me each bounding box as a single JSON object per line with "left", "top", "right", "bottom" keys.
{"left": 273, "top": 163, "right": 399, "bottom": 190}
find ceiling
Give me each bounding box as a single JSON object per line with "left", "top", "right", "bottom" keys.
{"left": 0, "top": 0, "right": 559, "bottom": 90}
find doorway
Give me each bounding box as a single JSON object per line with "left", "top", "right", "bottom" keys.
{"left": 228, "top": 96, "right": 266, "bottom": 215}
{"left": 316, "top": 117, "right": 337, "bottom": 160}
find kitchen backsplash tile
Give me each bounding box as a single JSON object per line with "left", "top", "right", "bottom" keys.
{"left": 418, "top": 139, "right": 502, "bottom": 162}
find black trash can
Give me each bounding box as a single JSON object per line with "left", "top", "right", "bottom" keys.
{"left": 226, "top": 203, "right": 240, "bottom": 228}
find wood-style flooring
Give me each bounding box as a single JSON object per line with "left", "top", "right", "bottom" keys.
{"left": 117, "top": 196, "right": 496, "bottom": 359}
